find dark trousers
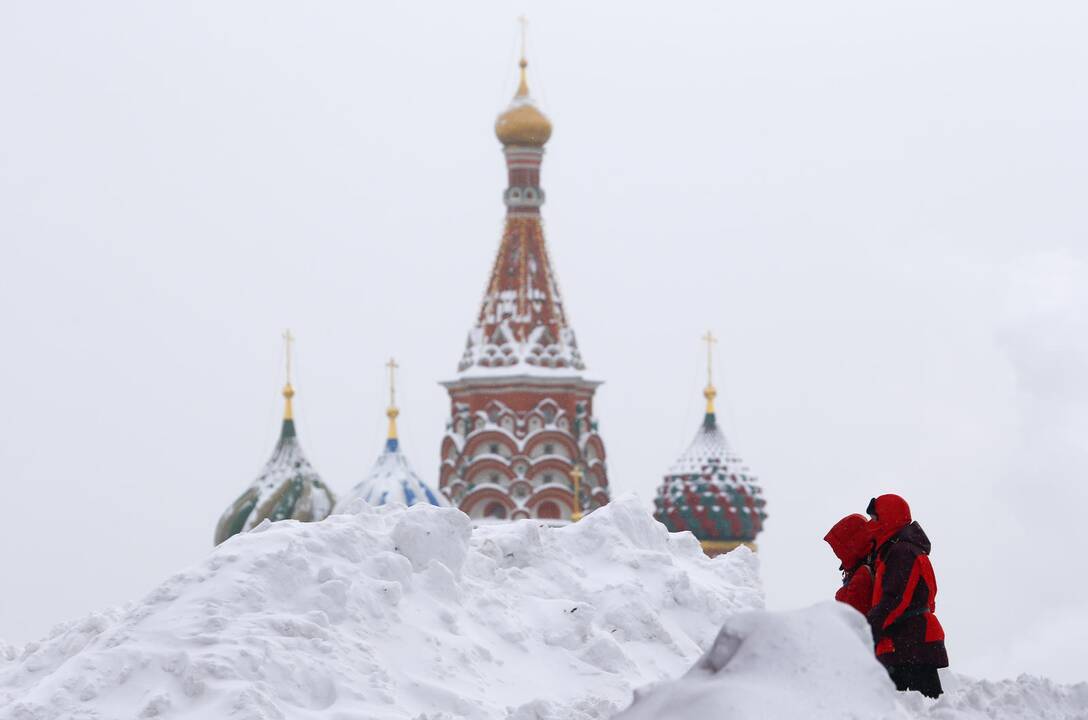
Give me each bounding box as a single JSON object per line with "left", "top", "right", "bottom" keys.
{"left": 887, "top": 663, "right": 943, "bottom": 698}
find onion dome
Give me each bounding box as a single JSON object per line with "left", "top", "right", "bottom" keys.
{"left": 653, "top": 333, "right": 767, "bottom": 556}
{"left": 335, "top": 359, "right": 449, "bottom": 511}
{"left": 495, "top": 55, "right": 552, "bottom": 147}
{"left": 214, "top": 333, "right": 335, "bottom": 545}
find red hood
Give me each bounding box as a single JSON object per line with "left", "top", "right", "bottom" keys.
{"left": 867, "top": 494, "right": 912, "bottom": 546}
{"left": 824, "top": 513, "right": 874, "bottom": 569}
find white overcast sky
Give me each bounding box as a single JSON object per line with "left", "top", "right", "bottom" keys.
{"left": 1, "top": 0, "right": 1086, "bottom": 684}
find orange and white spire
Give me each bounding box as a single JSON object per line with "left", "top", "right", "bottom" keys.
{"left": 458, "top": 24, "right": 584, "bottom": 376}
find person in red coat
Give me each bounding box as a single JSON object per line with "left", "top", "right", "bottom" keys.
{"left": 824, "top": 513, "right": 875, "bottom": 615}
{"left": 866, "top": 494, "right": 949, "bottom": 698}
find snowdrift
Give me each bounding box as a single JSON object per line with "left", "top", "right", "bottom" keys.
{"left": 2, "top": 497, "right": 1085, "bottom": 720}
{"left": 614, "top": 602, "right": 1088, "bottom": 720}
{"left": 0, "top": 496, "right": 761, "bottom": 719}
{"left": 615, "top": 602, "right": 902, "bottom": 720}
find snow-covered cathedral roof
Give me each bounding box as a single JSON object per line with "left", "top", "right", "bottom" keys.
{"left": 336, "top": 436, "right": 448, "bottom": 511}
{"left": 457, "top": 218, "right": 586, "bottom": 377}
{"left": 654, "top": 377, "right": 767, "bottom": 547}
{"left": 667, "top": 413, "right": 750, "bottom": 477}
{"left": 335, "top": 373, "right": 448, "bottom": 512}
{"left": 215, "top": 384, "right": 335, "bottom": 545}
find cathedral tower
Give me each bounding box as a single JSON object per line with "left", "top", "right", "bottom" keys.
{"left": 439, "top": 38, "right": 610, "bottom": 522}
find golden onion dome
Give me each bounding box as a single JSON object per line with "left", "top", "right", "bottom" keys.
{"left": 495, "top": 58, "right": 552, "bottom": 147}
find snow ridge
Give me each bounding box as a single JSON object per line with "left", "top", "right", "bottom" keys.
{"left": 4, "top": 499, "right": 1083, "bottom": 720}
{"left": 0, "top": 495, "right": 761, "bottom": 720}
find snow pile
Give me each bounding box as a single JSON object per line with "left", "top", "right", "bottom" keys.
{"left": 613, "top": 602, "right": 1088, "bottom": 720}
{"left": 615, "top": 602, "right": 903, "bottom": 720}
{"left": 935, "top": 674, "right": 1088, "bottom": 720}
{"left": 4, "top": 497, "right": 1085, "bottom": 720}
{"left": 0, "top": 495, "right": 761, "bottom": 720}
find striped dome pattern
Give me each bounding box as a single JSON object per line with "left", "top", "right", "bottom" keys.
{"left": 653, "top": 411, "right": 766, "bottom": 550}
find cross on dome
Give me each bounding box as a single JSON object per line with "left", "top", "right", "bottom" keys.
{"left": 385, "top": 357, "right": 400, "bottom": 449}
{"left": 495, "top": 18, "right": 552, "bottom": 148}
{"left": 282, "top": 328, "right": 295, "bottom": 420}
{"left": 334, "top": 360, "right": 448, "bottom": 513}
{"left": 703, "top": 330, "right": 718, "bottom": 416}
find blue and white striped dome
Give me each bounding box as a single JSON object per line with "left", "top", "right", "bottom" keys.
{"left": 335, "top": 437, "right": 446, "bottom": 511}
{"left": 337, "top": 436, "right": 449, "bottom": 511}
{"left": 338, "top": 362, "right": 449, "bottom": 512}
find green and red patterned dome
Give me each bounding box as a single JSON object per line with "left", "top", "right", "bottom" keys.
{"left": 653, "top": 375, "right": 767, "bottom": 556}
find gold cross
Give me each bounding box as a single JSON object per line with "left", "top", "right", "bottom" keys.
{"left": 386, "top": 357, "right": 399, "bottom": 408}
{"left": 283, "top": 329, "right": 295, "bottom": 385}
{"left": 518, "top": 15, "right": 528, "bottom": 62}
{"left": 702, "top": 330, "right": 717, "bottom": 387}
{"left": 571, "top": 463, "right": 584, "bottom": 522}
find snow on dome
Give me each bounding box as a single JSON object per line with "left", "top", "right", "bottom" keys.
{"left": 666, "top": 414, "right": 745, "bottom": 476}
{"left": 214, "top": 384, "right": 335, "bottom": 546}
{"left": 0, "top": 496, "right": 763, "bottom": 719}
{"left": 336, "top": 369, "right": 448, "bottom": 513}
{"left": 335, "top": 436, "right": 448, "bottom": 512}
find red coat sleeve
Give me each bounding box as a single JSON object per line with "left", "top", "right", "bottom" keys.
{"left": 835, "top": 565, "right": 873, "bottom": 615}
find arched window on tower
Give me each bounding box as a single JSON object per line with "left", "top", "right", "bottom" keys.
{"left": 484, "top": 502, "right": 508, "bottom": 520}
{"left": 536, "top": 501, "right": 560, "bottom": 520}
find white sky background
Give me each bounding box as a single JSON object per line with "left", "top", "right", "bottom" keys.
{"left": 1, "top": 0, "right": 1086, "bottom": 683}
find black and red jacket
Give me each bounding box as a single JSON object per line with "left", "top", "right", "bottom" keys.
{"left": 867, "top": 521, "right": 949, "bottom": 668}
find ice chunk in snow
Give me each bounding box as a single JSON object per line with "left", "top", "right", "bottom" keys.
{"left": 391, "top": 503, "right": 472, "bottom": 575}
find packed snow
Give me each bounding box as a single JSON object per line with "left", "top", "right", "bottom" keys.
{"left": 1, "top": 497, "right": 1084, "bottom": 719}
{"left": 0, "top": 496, "right": 760, "bottom": 719}
{"left": 615, "top": 602, "right": 1088, "bottom": 720}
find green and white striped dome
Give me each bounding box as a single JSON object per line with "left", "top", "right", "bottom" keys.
{"left": 214, "top": 383, "right": 335, "bottom": 545}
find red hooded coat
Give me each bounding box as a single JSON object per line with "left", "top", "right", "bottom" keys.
{"left": 824, "top": 514, "right": 874, "bottom": 615}
{"left": 866, "top": 495, "right": 949, "bottom": 668}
